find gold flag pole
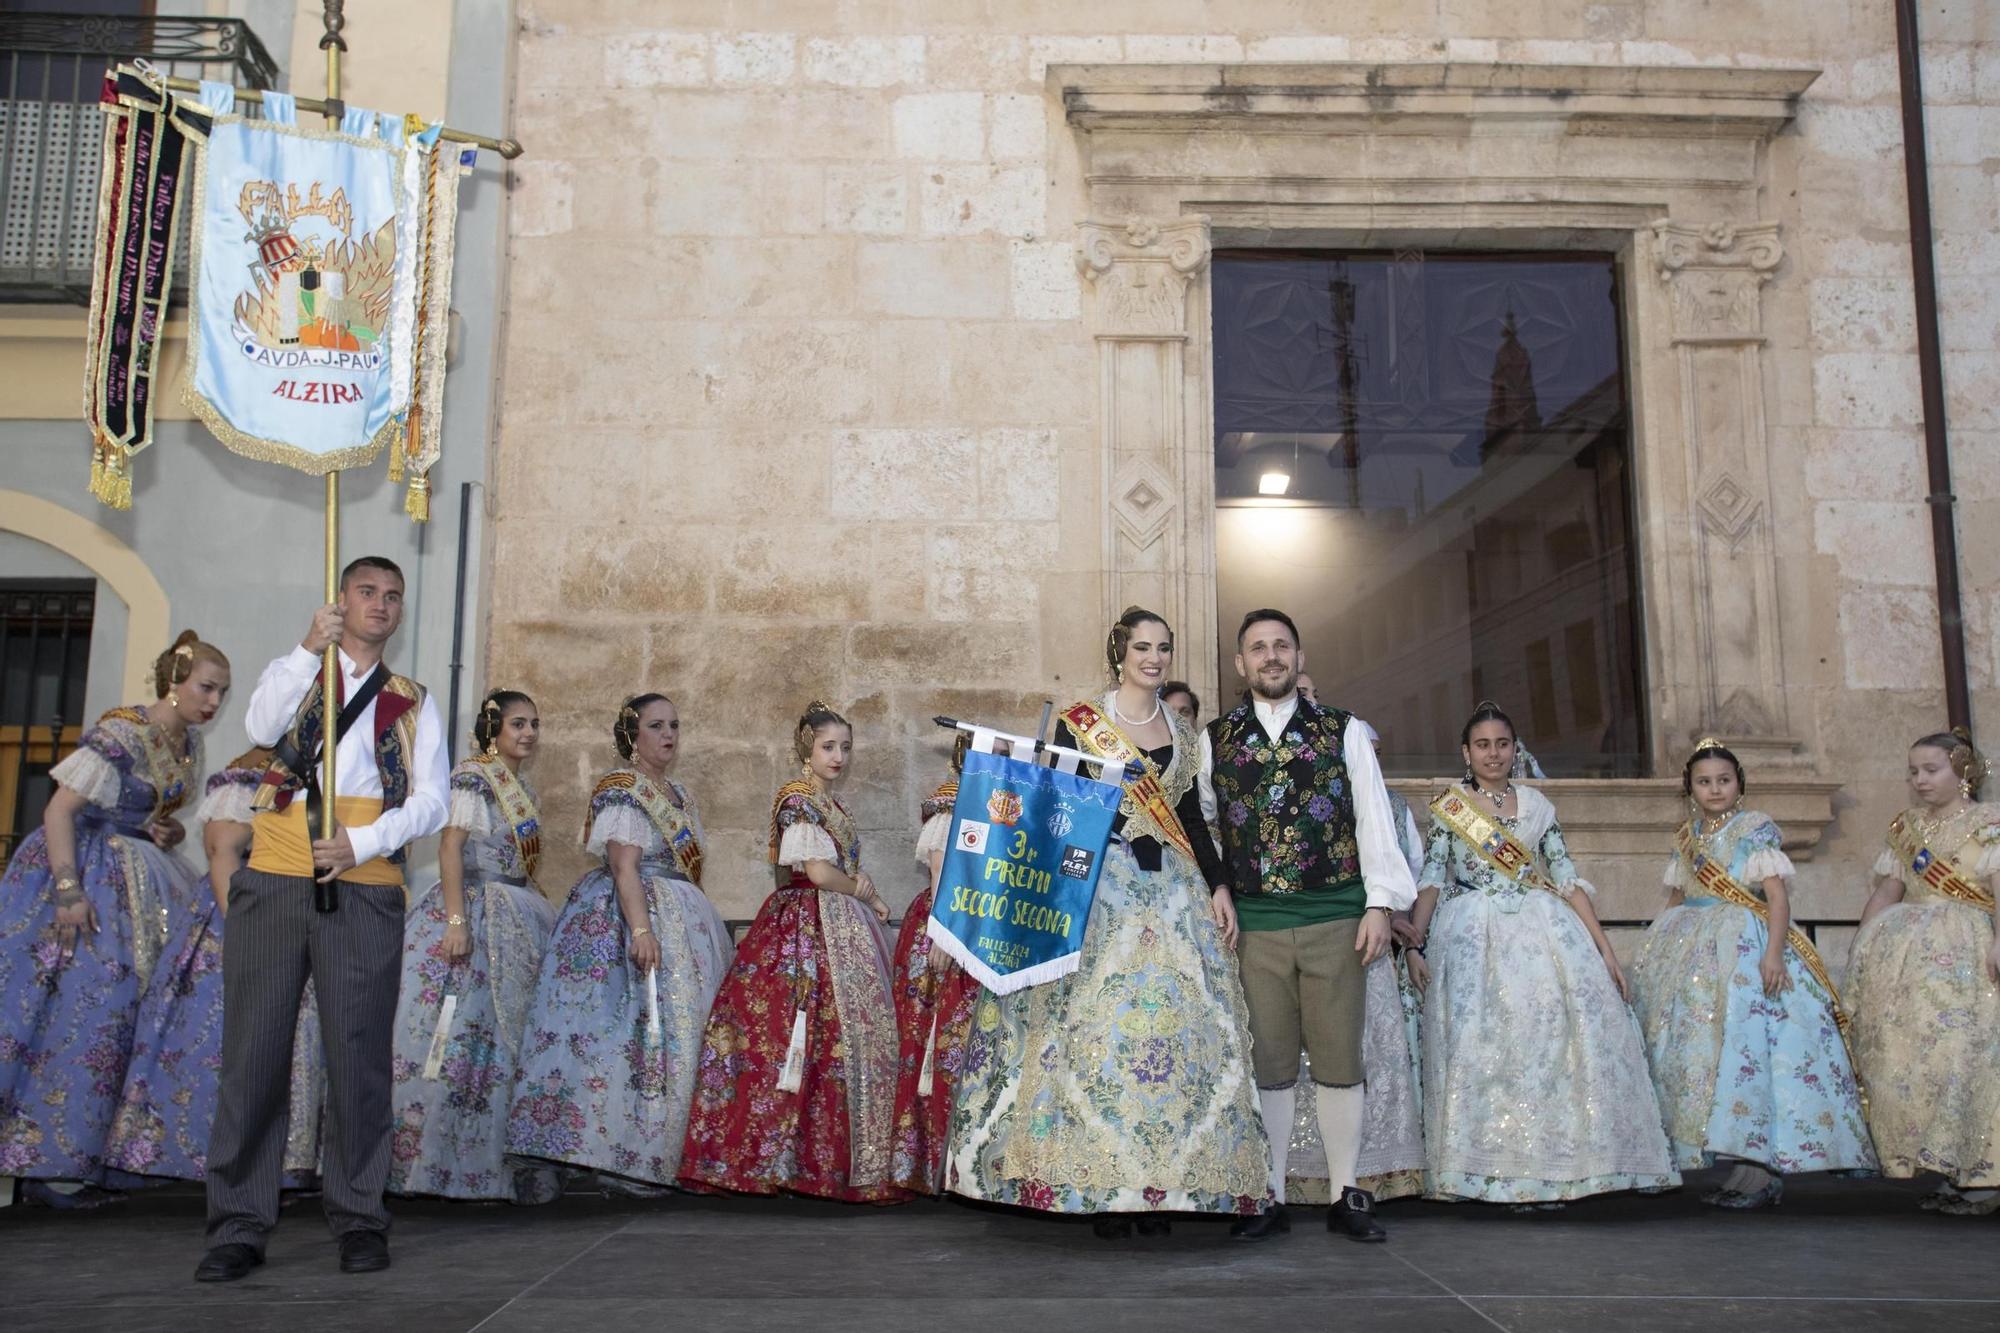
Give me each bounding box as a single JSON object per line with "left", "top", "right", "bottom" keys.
{"left": 316, "top": 2, "right": 343, "bottom": 909}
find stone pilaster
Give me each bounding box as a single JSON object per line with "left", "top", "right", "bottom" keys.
{"left": 1076, "top": 215, "right": 1216, "bottom": 700}
{"left": 1654, "top": 220, "right": 1798, "bottom": 762}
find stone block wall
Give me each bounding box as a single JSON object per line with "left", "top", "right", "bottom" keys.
{"left": 491, "top": 0, "right": 1999, "bottom": 929}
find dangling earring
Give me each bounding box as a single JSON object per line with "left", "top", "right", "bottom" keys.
{"left": 167, "top": 689, "right": 179, "bottom": 708}
{"left": 485, "top": 735, "right": 499, "bottom": 757}
{"left": 1961, "top": 778, "right": 1974, "bottom": 801}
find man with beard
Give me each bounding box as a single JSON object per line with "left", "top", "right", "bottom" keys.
{"left": 1198, "top": 608, "right": 1415, "bottom": 1242}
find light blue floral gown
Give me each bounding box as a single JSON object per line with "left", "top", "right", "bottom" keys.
{"left": 388, "top": 760, "right": 560, "bottom": 1203}
{"left": 1630, "top": 810, "right": 1876, "bottom": 1176}
{"left": 505, "top": 769, "right": 731, "bottom": 1190}
{"left": 1419, "top": 784, "right": 1678, "bottom": 1202}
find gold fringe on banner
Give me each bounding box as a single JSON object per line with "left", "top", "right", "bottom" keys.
{"left": 404, "top": 473, "right": 429, "bottom": 521}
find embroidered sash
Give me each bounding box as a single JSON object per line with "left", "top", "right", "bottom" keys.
{"left": 1674, "top": 823, "right": 1853, "bottom": 1037}
{"left": 1059, "top": 701, "right": 1196, "bottom": 865}
{"left": 1429, "top": 787, "right": 1572, "bottom": 906}
{"left": 460, "top": 754, "right": 541, "bottom": 883}
{"left": 590, "top": 770, "right": 704, "bottom": 886}
{"left": 1886, "top": 814, "right": 1996, "bottom": 915}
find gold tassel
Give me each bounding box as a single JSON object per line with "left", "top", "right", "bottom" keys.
{"left": 776, "top": 1008, "right": 808, "bottom": 1092}
{"left": 88, "top": 440, "right": 107, "bottom": 504}
{"left": 405, "top": 473, "right": 430, "bottom": 522}
{"left": 101, "top": 447, "right": 133, "bottom": 511}
{"left": 386, "top": 434, "right": 405, "bottom": 483}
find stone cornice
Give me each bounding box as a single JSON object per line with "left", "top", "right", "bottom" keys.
{"left": 1050, "top": 61, "right": 1820, "bottom": 140}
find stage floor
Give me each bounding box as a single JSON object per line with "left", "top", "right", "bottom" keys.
{"left": 4, "top": 1170, "right": 1996, "bottom": 1332}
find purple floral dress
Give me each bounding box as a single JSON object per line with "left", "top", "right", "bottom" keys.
{"left": 102, "top": 767, "right": 328, "bottom": 1184}
{"left": 387, "top": 764, "right": 560, "bottom": 1203}
{"left": 0, "top": 708, "right": 202, "bottom": 1183}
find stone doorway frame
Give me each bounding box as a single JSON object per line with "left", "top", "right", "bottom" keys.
{"left": 1056, "top": 60, "right": 1823, "bottom": 786}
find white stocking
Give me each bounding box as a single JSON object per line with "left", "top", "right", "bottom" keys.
{"left": 1258, "top": 1086, "right": 1295, "bottom": 1204}
{"left": 1315, "top": 1083, "right": 1366, "bottom": 1194}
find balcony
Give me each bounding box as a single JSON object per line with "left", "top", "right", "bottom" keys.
{"left": 0, "top": 13, "right": 278, "bottom": 303}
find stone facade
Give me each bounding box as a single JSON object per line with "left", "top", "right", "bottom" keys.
{"left": 493, "top": 1, "right": 2000, "bottom": 953}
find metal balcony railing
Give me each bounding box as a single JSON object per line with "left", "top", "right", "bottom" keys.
{"left": 0, "top": 14, "right": 278, "bottom": 303}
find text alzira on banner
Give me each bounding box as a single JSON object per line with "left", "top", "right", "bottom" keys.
{"left": 926, "top": 748, "right": 1120, "bottom": 993}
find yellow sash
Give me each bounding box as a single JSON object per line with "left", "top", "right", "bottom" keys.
{"left": 1060, "top": 701, "right": 1196, "bottom": 866}
{"left": 461, "top": 754, "right": 541, "bottom": 883}
{"left": 1429, "top": 787, "right": 1572, "bottom": 907}
{"left": 1886, "top": 814, "right": 1996, "bottom": 915}
{"left": 247, "top": 796, "right": 402, "bottom": 886}
{"left": 590, "top": 769, "right": 704, "bottom": 886}
{"left": 1674, "top": 822, "right": 1852, "bottom": 1039}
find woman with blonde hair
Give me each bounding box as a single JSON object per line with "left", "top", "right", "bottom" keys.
{"left": 680, "top": 700, "right": 900, "bottom": 1202}
{"left": 0, "top": 632, "right": 228, "bottom": 1204}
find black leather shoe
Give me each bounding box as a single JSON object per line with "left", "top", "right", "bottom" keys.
{"left": 338, "top": 1230, "right": 391, "bottom": 1273}
{"left": 1330, "top": 1186, "right": 1387, "bottom": 1242}
{"left": 1228, "top": 1204, "right": 1291, "bottom": 1241}
{"left": 194, "top": 1243, "right": 263, "bottom": 1283}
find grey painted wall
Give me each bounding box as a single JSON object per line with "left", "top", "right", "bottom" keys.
{"left": 0, "top": 0, "right": 510, "bottom": 881}
{"left": 0, "top": 531, "right": 128, "bottom": 728}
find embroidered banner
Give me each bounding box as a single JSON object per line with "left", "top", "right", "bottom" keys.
{"left": 181, "top": 87, "right": 406, "bottom": 473}
{"left": 926, "top": 747, "right": 1119, "bottom": 993}
{"left": 81, "top": 71, "right": 201, "bottom": 508}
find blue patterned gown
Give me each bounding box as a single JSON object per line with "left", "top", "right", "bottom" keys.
{"left": 103, "top": 765, "right": 328, "bottom": 1184}
{"left": 388, "top": 761, "right": 560, "bottom": 1203}
{"left": 1630, "top": 811, "right": 1875, "bottom": 1176}
{"left": 505, "top": 770, "right": 731, "bottom": 1190}
{"left": 0, "top": 707, "right": 202, "bottom": 1183}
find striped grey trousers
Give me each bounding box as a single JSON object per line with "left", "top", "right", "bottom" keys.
{"left": 204, "top": 868, "right": 404, "bottom": 1250}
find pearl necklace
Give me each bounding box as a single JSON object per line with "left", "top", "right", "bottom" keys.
{"left": 1472, "top": 780, "right": 1513, "bottom": 813}
{"left": 1110, "top": 693, "right": 1161, "bottom": 728}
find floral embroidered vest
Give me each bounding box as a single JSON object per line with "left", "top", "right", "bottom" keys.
{"left": 1208, "top": 697, "right": 1365, "bottom": 925}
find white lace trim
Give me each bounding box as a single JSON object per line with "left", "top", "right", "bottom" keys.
{"left": 51, "top": 747, "right": 121, "bottom": 810}
{"left": 195, "top": 780, "right": 258, "bottom": 827}
{"left": 587, "top": 804, "right": 665, "bottom": 857}
{"left": 1873, "top": 845, "right": 1898, "bottom": 879}
{"left": 448, "top": 785, "right": 497, "bottom": 836}
{"left": 1741, "top": 847, "right": 1795, "bottom": 884}
{"left": 778, "top": 822, "right": 839, "bottom": 869}
{"left": 915, "top": 811, "right": 951, "bottom": 864}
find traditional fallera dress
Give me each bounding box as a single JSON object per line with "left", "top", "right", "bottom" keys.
{"left": 1287, "top": 790, "right": 1429, "bottom": 1204}
{"left": 505, "top": 768, "right": 730, "bottom": 1191}
{"left": 103, "top": 761, "right": 327, "bottom": 1184}
{"left": 680, "top": 780, "right": 899, "bottom": 1203}
{"left": 388, "top": 755, "right": 560, "bottom": 1203}
{"left": 1847, "top": 803, "right": 2000, "bottom": 1190}
{"left": 1419, "top": 784, "right": 1678, "bottom": 1202}
{"left": 1629, "top": 810, "right": 1875, "bottom": 1176}
{"left": 947, "top": 698, "right": 1271, "bottom": 1216}
{"left": 887, "top": 777, "right": 982, "bottom": 1195}
{"left": 0, "top": 706, "right": 202, "bottom": 1183}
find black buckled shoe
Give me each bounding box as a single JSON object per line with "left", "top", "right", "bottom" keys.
{"left": 1329, "top": 1186, "right": 1387, "bottom": 1242}
{"left": 338, "top": 1230, "right": 391, "bottom": 1273}
{"left": 1228, "top": 1204, "right": 1291, "bottom": 1241}
{"left": 194, "top": 1243, "right": 264, "bottom": 1283}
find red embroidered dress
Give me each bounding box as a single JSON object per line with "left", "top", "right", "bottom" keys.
{"left": 888, "top": 779, "right": 982, "bottom": 1194}
{"left": 678, "top": 781, "right": 901, "bottom": 1202}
